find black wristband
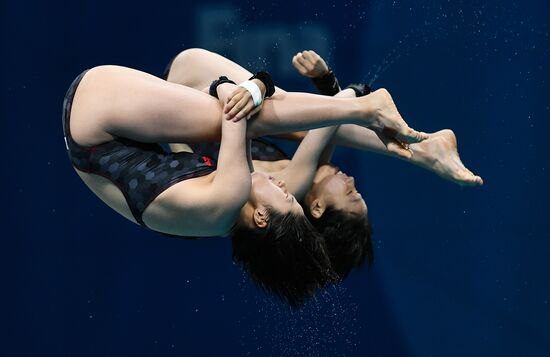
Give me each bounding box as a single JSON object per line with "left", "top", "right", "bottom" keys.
{"left": 209, "top": 76, "right": 236, "bottom": 99}
{"left": 249, "top": 71, "right": 275, "bottom": 97}
{"left": 345, "top": 83, "right": 372, "bottom": 97}
{"left": 311, "top": 69, "right": 340, "bottom": 96}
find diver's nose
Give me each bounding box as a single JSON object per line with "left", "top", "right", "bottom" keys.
{"left": 277, "top": 180, "right": 288, "bottom": 192}
{"left": 346, "top": 176, "right": 355, "bottom": 186}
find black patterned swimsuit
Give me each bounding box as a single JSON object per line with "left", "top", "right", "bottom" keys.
{"left": 62, "top": 70, "right": 216, "bottom": 228}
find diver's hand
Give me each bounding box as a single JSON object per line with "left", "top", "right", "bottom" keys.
{"left": 215, "top": 82, "right": 236, "bottom": 103}
{"left": 217, "top": 82, "right": 261, "bottom": 121}
{"left": 219, "top": 85, "right": 248, "bottom": 131}
{"left": 292, "top": 50, "right": 330, "bottom": 78}
{"left": 223, "top": 79, "right": 266, "bottom": 122}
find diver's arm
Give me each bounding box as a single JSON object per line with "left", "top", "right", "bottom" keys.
{"left": 292, "top": 50, "right": 341, "bottom": 95}
{"left": 207, "top": 105, "right": 251, "bottom": 227}
{"left": 318, "top": 136, "right": 338, "bottom": 166}
{"left": 290, "top": 51, "right": 411, "bottom": 156}
{"left": 265, "top": 50, "right": 339, "bottom": 146}
{"left": 311, "top": 69, "right": 341, "bottom": 96}
{"left": 262, "top": 73, "right": 412, "bottom": 159}
{"left": 314, "top": 88, "right": 359, "bottom": 164}
{"left": 271, "top": 88, "right": 353, "bottom": 199}
{"left": 270, "top": 52, "right": 375, "bottom": 145}
{"left": 277, "top": 125, "right": 339, "bottom": 201}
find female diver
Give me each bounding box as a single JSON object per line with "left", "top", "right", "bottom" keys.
{"left": 163, "top": 48, "right": 483, "bottom": 279}
{"left": 62, "top": 58, "right": 426, "bottom": 306}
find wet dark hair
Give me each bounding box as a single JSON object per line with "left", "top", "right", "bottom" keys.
{"left": 231, "top": 209, "right": 338, "bottom": 308}
{"left": 306, "top": 207, "right": 374, "bottom": 279}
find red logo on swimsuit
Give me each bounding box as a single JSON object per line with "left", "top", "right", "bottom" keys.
{"left": 202, "top": 156, "right": 213, "bottom": 167}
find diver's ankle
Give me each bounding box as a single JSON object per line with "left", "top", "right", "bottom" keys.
{"left": 354, "top": 96, "right": 378, "bottom": 127}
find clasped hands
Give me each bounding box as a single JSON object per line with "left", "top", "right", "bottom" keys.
{"left": 215, "top": 79, "right": 267, "bottom": 122}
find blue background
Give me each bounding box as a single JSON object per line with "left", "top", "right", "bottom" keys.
{"left": 3, "top": 0, "right": 549, "bottom": 356}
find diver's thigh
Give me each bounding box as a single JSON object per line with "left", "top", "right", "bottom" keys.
{"left": 167, "top": 48, "right": 286, "bottom": 95}
{"left": 71, "top": 65, "right": 222, "bottom": 146}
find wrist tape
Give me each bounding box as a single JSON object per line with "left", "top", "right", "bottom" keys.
{"left": 239, "top": 80, "right": 263, "bottom": 107}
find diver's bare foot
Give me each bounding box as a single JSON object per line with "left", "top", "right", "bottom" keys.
{"left": 360, "top": 88, "right": 428, "bottom": 144}
{"left": 410, "top": 129, "right": 483, "bottom": 186}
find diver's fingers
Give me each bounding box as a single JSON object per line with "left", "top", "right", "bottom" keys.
{"left": 293, "top": 53, "right": 308, "bottom": 67}
{"left": 233, "top": 101, "right": 255, "bottom": 122}
{"left": 227, "top": 95, "right": 250, "bottom": 119}
{"left": 306, "top": 50, "right": 320, "bottom": 60}
{"left": 295, "top": 54, "right": 314, "bottom": 71}
{"left": 301, "top": 50, "right": 314, "bottom": 62}
{"left": 292, "top": 55, "right": 309, "bottom": 75}
{"left": 224, "top": 90, "right": 242, "bottom": 114}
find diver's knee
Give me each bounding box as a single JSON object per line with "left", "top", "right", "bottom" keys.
{"left": 168, "top": 48, "right": 213, "bottom": 85}
{"left": 174, "top": 48, "right": 212, "bottom": 65}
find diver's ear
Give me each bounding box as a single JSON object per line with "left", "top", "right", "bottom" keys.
{"left": 253, "top": 207, "right": 269, "bottom": 228}
{"left": 309, "top": 199, "right": 326, "bottom": 219}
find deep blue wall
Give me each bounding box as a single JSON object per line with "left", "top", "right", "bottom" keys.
{"left": 3, "top": 0, "right": 549, "bottom": 356}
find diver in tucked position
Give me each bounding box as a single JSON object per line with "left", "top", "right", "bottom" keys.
{"left": 163, "top": 48, "right": 483, "bottom": 279}
{"left": 63, "top": 63, "right": 426, "bottom": 306}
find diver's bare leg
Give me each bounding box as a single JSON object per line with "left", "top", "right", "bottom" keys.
{"left": 170, "top": 50, "right": 372, "bottom": 138}
{"left": 333, "top": 126, "right": 483, "bottom": 186}
{"left": 70, "top": 65, "right": 420, "bottom": 146}
{"left": 166, "top": 48, "right": 276, "bottom": 94}
{"left": 166, "top": 48, "right": 481, "bottom": 185}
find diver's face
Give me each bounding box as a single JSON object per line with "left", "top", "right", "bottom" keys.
{"left": 312, "top": 165, "right": 368, "bottom": 215}
{"left": 250, "top": 172, "right": 304, "bottom": 215}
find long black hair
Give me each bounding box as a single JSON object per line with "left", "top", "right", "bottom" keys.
{"left": 231, "top": 209, "right": 338, "bottom": 308}
{"left": 306, "top": 207, "right": 373, "bottom": 279}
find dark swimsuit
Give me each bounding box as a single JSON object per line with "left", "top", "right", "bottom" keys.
{"left": 62, "top": 70, "right": 216, "bottom": 228}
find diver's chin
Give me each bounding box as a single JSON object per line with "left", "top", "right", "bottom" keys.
{"left": 314, "top": 164, "right": 339, "bottom": 183}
